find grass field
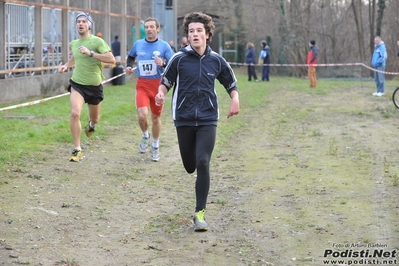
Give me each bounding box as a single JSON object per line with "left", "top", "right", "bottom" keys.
{"left": 0, "top": 74, "right": 390, "bottom": 179}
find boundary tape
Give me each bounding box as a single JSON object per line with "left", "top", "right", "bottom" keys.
{"left": 0, "top": 63, "right": 395, "bottom": 112}
{"left": 228, "top": 62, "right": 399, "bottom": 75}
{"left": 0, "top": 68, "right": 133, "bottom": 112}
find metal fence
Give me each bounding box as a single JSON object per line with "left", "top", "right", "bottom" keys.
{"left": 6, "top": 3, "right": 63, "bottom": 77}
{"left": 1, "top": 0, "right": 140, "bottom": 79}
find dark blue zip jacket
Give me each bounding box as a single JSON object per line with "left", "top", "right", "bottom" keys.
{"left": 161, "top": 45, "right": 238, "bottom": 127}
{"left": 245, "top": 47, "right": 257, "bottom": 64}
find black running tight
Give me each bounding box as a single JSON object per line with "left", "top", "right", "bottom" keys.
{"left": 176, "top": 125, "right": 216, "bottom": 212}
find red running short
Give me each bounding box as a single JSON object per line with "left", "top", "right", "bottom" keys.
{"left": 135, "top": 77, "right": 163, "bottom": 115}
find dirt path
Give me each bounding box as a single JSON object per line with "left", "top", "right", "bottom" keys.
{"left": 1, "top": 83, "right": 398, "bottom": 266}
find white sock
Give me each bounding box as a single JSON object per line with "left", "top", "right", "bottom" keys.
{"left": 143, "top": 131, "right": 150, "bottom": 139}
{"left": 75, "top": 146, "right": 82, "bottom": 151}
{"left": 152, "top": 138, "right": 159, "bottom": 148}
{"left": 89, "top": 121, "right": 95, "bottom": 128}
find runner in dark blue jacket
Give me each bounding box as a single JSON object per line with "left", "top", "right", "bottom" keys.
{"left": 155, "top": 12, "right": 240, "bottom": 232}
{"left": 161, "top": 44, "right": 238, "bottom": 127}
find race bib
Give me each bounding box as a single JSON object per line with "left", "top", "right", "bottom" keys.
{"left": 138, "top": 60, "right": 157, "bottom": 76}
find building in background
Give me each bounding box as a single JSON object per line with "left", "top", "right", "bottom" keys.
{"left": 152, "top": 0, "right": 176, "bottom": 46}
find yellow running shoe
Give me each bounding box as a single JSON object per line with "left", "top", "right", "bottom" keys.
{"left": 193, "top": 209, "right": 208, "bottom": 231}
{"left": 85, "top": 121, "right": 95, "bottom": 137}
{"left": 69, "top": 149, "right": 83, "bottom": 162}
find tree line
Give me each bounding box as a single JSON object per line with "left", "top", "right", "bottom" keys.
{"left": 181, "top": 0, "right": 397, "bottom": 78}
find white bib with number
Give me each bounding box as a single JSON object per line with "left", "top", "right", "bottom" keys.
{"left": 138, "top": 60, "right": 157, "bottom": 76}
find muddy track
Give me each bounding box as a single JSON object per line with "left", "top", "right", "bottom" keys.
{"left": 1, "top": 85, "right": 398, "bottom": 266}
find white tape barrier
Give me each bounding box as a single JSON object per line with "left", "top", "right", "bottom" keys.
{"left": 230, "top": 62, "right": 398, "bottom": 75}
{"left": 0, "top": 63, "right": 393, "bottom": 112}
{"left": 0, "top": 68, "right": 134, "bottom": 112}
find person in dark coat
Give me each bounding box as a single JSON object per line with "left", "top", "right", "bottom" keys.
{"left": 111, "top": 35, "right": 121, "bottom": 63}
{"left": 260, "top": 40, "right": 271, "bottom": 81}
{"left": 245, "top": 42, "right": 258, "bottom": 82}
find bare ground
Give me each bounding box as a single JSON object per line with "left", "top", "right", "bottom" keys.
{"left": 1, "top": 81, "right": 399, "bottom": 266}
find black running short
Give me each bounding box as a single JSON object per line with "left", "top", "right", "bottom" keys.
{"left": 68, "top": 79, "right": 104, "bottom": 105}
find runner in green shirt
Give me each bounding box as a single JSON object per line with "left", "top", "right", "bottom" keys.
{"left": 58, "top": 13, "right": 115, "bottom": 162}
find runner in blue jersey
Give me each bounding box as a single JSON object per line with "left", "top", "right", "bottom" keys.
{"left": 126, "top": 17, "right": 174, "bottom": 162}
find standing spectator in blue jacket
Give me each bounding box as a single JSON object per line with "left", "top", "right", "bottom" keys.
{"left": 155, "top": 12, "right": 240, "bottom": 232}
{"left": 260, "top": 40, "right": 271, "bottom": 81}
{"left": 371, "top": 36, "right": 387, "bottom": 97}
{"left": 245, "top": 42, "right": 258, "bottom": 82}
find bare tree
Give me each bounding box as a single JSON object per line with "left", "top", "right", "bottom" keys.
{"left": 368, "top": 0, "right": 376, "bottom": 56}
{"left": 376, "top": 0, "right": 386, "bottom": 37}
{"left": 126, "top": 0, "right": 399, "bottom": 78}
{"left": 351, "top": 0, "right": 366, "bottom": 61}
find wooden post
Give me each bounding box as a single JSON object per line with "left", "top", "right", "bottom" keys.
{"left": 0, "top": 2, "right": 5, "bottom": 79}
{"left": 34, "top": 0, "right": 43, "bottom": 75}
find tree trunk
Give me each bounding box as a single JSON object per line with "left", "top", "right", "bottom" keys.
{"left": 351, "top": 0, "right": 366, "bottom": 61}
{"left": 369, "top": 0, "right": 376, "bottom": 56}
{"left": 326, "top": 0, "right": 338, "bottom": 62}
{"left": 376, "top": 0, "right": 386, "bottom": 37}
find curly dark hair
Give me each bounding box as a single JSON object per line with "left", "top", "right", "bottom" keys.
{"left": 182, "top": 12, "right": 215, "bottom": 44}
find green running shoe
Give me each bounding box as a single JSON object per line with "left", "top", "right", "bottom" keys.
{"left": 193, "top": 209, "right": 208, "bottom": 231}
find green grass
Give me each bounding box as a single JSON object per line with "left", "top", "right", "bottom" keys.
{"left": 0, "top": 74, "right": 391, "bottom": 181}
{"left": 0, "top": 82, "right": 135, "bottom": 177}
